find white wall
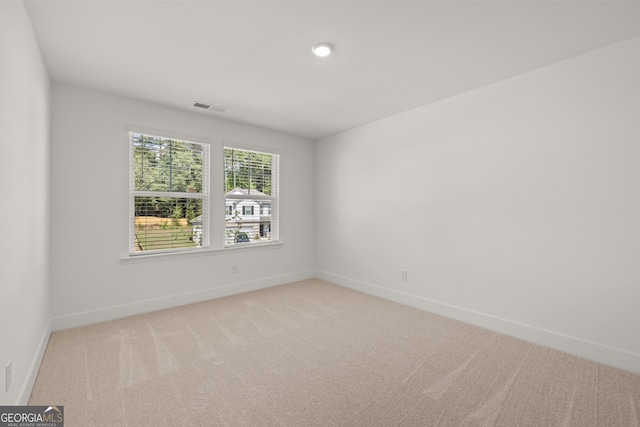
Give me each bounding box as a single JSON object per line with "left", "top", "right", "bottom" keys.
{"left": 0, "top": 1, "right": 51, "bottom": 405}
{"left": 316, "top": 36, "right": 640, "bottom": 373}
{"left": 50, "top": 84, "right": 315, "bottom": 328}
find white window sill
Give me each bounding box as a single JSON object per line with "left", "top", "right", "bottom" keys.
{"left": 121, "top": 241, "right": 283, "bottom": 264}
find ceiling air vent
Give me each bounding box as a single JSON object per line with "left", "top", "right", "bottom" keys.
{"left": 193, "top": 102, "right": 210, "bottom": 109}
{"left": 193, "top": 101, "right": 228, "bottom": 113}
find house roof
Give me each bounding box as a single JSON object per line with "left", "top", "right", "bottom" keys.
{"left": 226, "top": 187, "right": 268, "bottom": 198}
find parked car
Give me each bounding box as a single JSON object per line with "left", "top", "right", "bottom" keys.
{"left": 235, "top": 232, "right": 250, "bottom": 243}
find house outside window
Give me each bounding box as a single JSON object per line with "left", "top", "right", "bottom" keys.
{"left": 129, "top": 132, "right": 209, "bottom": 254}
{"left": 224, "top": 147, "right": 278, "bottom": 245}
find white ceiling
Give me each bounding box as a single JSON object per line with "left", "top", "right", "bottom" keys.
{"left": 24, "top": 1, "right": 640, "bottom": 140}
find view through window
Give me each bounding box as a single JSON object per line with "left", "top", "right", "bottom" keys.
{"left": 129, "top": 133, "right": 209, "bottom": 254}
{"left": 224, "top": 147, "right": 279, "bottom": 246}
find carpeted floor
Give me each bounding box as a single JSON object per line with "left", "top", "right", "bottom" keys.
{"left": 29, "top": 279, "right": 640, "bottom": 426}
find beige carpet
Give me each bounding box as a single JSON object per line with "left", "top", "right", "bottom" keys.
{"left": 30, "top": 279, "right": 640, "bottom": 426}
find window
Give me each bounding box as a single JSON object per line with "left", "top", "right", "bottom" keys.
{"left": 129, "top": 132, "right": 209, "bottom": 254}
{"left": 224, "top": 147, "right": 278, "bottom": 245}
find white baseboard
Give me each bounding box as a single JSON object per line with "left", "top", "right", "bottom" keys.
{"left": 316, "top": 270, "right": 640, "bottom": 375}
{"left": 44, "top": 269, "right": 640, "bottom": 374}
{"left": 51, "top": 270, "right": 315, "bottom": 331}
{"left": 18, "top": 320, "right": 51, "bottom": 405}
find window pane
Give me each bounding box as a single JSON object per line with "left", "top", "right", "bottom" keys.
{"left": 133, "top": 196, "right": 203, "bottom": 252}
{"left": 224, "top": 148, "right": 272, "bottom": 195}
{"left": 130, "top": 132, "right": 209, "bottom": 255}
{"left": 225, "top": 200, "right": 272, "bottom": 244}
{"left": 224, "top": 147, "right": 277, "bottom": 247}
{"left": 133, "top": 134, "right": 204, "bottom": 193}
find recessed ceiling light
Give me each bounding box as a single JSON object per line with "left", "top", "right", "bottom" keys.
{"left": 312, "top": 43, "right": 333, "bottom": 58}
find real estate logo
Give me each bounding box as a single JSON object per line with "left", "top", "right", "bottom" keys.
{"left": 0, "top": 406, "right": 63, "bottom": 427}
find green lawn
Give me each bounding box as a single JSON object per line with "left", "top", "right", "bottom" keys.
{"left": 135, "top": 226, "right": 195, "bottom": 252}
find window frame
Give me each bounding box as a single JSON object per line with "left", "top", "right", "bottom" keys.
{"left": 223, "top": 145, "right": 279, "bottom": 248}
{"left": 124, "top": 134, "right": 282, "bottom": 261}
{"left": 128, "top": 131, "right": 210, "bottom": 256}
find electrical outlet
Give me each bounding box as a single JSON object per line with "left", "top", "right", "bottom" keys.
{"left": 401, "top": 270, "right": 408, "bottom": 281}
{"left": 6, "top": 361, "right": 12, "bottom": 392}
{"left": 232, "top": 264, "right": 239, "bottom": 274}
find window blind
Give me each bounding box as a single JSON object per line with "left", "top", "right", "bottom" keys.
{"left": 224, "top": 147, "right": 279, "bottom": 246}
{"left": 129, "top": 133, "right": 209, "bottom": 254}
